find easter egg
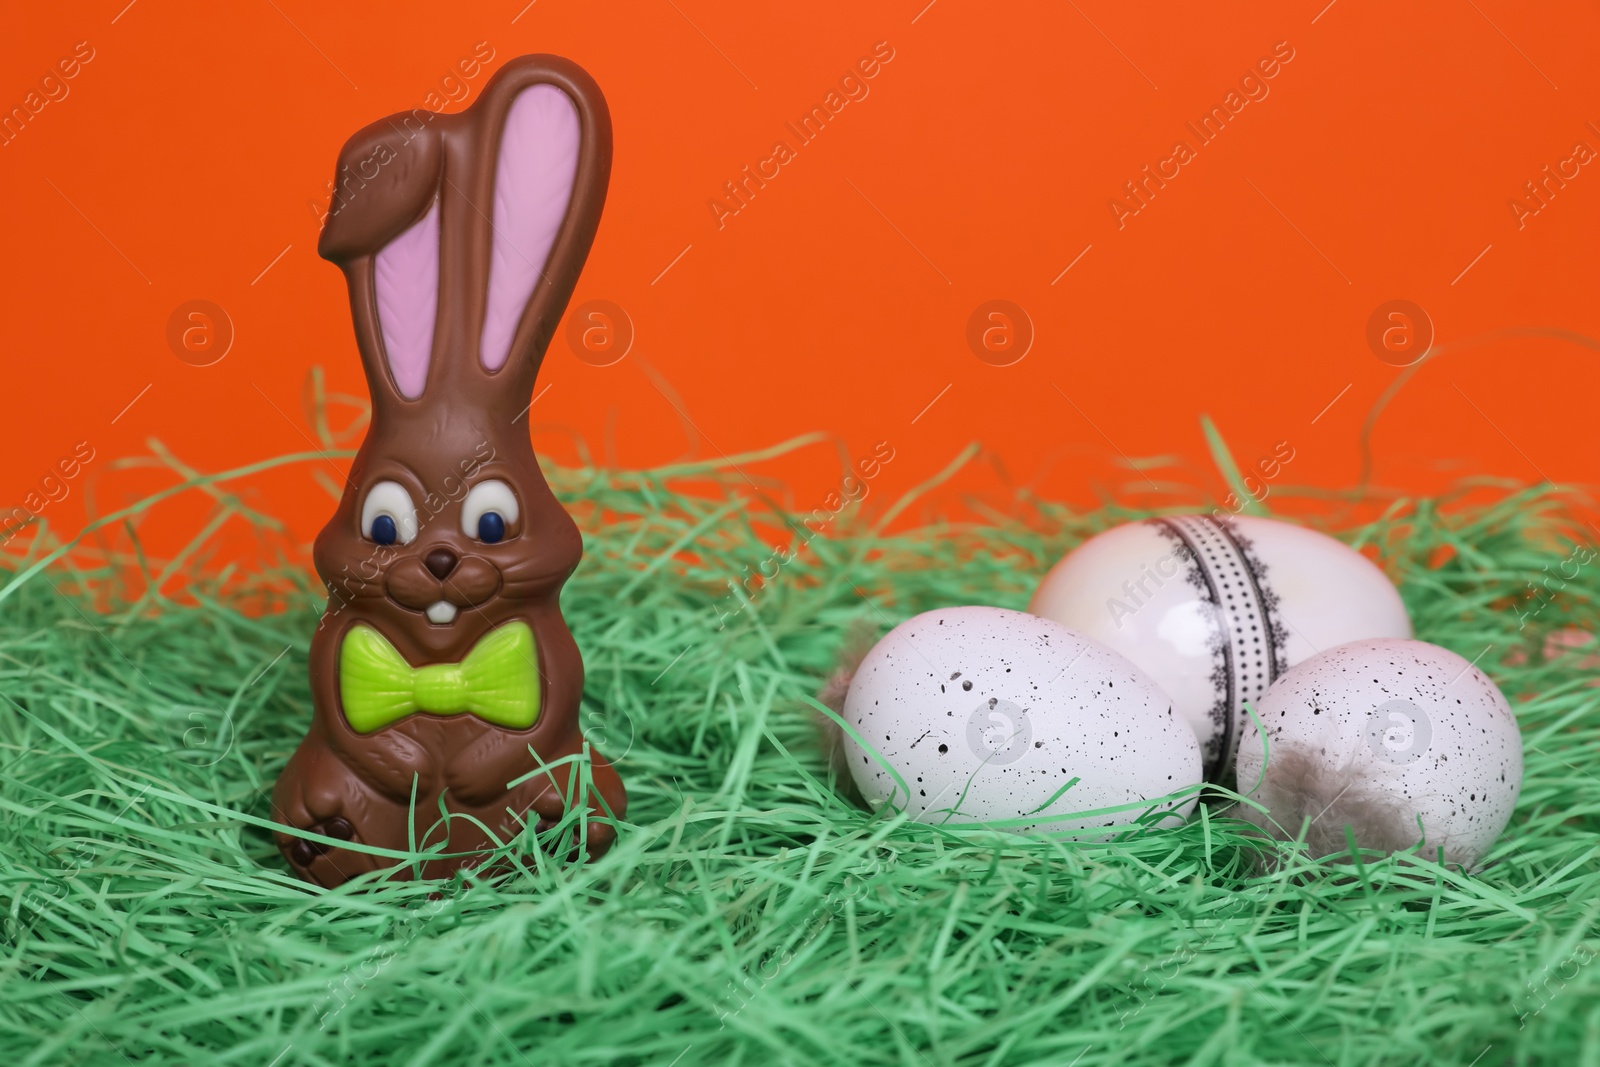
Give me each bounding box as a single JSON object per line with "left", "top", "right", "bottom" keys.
{"left": 841, "top": 606, "right": 1202, "bottom": 833}
{"left": 1029, "top": 515, "right": 1411, "bottom": 782}
{"left": 1234, "top": 637, "right": 1522, "bottom": 867}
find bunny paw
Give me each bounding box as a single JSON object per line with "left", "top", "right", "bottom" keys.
{"left": 532, "top": 815, "right": 616, "bottom": 862}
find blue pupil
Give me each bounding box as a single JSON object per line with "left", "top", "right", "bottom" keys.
{"left": 477, "top": 512, "right": 506, "bottom": 543}
{"left": 371, "top": 514, "right": 398, "bottom": 545}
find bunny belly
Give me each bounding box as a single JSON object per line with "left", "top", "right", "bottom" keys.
{"left": 360, "top": 714, "right": 488, "bottom": 790}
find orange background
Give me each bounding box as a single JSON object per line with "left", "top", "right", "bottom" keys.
{"left": 3, "top": 1, "right": 1597, "bottom": 568}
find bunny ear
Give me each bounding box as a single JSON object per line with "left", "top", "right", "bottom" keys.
{"left": 319, "top": 56, "right": 609, "bottom": 413}
{"left": 318, "top": 113, "right": 444, "bottom": 404}
{"left": 373, "top": 201, "right": 440, "bottom": 398}
{"left": 479, "top": 85, "right": 580, "bottom": 373}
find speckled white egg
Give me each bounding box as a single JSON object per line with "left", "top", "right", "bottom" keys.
{"left": 842, "top": 606, "right": 1202, "bottom": 833}
{"left": 1029, "top": 514, "right": 1412, "bottom": 782}
{"left": 1235, "top": 638, "right": 1523, "bottom": 867}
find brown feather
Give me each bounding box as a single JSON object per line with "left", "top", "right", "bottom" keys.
{"left": 1236, "top": 747, "right": 1470, "bottom": 866}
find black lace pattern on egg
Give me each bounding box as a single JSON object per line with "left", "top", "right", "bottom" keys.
{"left": 1149, "top": 515, "right": 1288, "bottom": 782}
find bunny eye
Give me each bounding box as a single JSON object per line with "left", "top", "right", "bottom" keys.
{"left": 461, "top": 480, "right": 519, "bottom": 543}
{"left": 477, "top": 513, "right": 505, "bottom": 544}
{"left": 360, "top": 481, "right": 419, "bottom": 545}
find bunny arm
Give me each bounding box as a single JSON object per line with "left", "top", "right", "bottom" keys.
{"left": 322, "top": 716, "right": 441, "bottom": 803}
{"left": 444, "top": 728, "right": 560, "bottom": 807}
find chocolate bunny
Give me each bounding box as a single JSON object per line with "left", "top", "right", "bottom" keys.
{"left": 272, "top": 55, "right": 625, "bottom": 887}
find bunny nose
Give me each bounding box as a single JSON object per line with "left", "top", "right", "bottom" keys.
{"left": 424, "top": 547, "right": 458, "bottom": 580}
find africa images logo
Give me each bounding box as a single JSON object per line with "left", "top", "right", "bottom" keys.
{"left": 966, "top": 698, "right": 1032, "bottom": 766}
{"left": 1365, "top": 699, "right": 1431, "bottom": 766}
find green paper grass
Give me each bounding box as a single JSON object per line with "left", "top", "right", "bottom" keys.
{"left": 2, "top": 440, "right": 1599, "bottom": 1067}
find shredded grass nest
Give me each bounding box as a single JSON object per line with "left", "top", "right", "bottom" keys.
{"left": 2, "top": 439, "right": 1599, "bottom": 1067}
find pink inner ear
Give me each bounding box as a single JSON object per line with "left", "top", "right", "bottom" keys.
{"left": 373, "top": 200, "right": 440, "bottom": 399}
{"left": 479, "top": 84, "right": 580, "bottom": 372}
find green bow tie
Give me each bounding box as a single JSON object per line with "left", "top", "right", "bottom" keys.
{"left": 340, "top": 622, "right": 540, "bottom": 734}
